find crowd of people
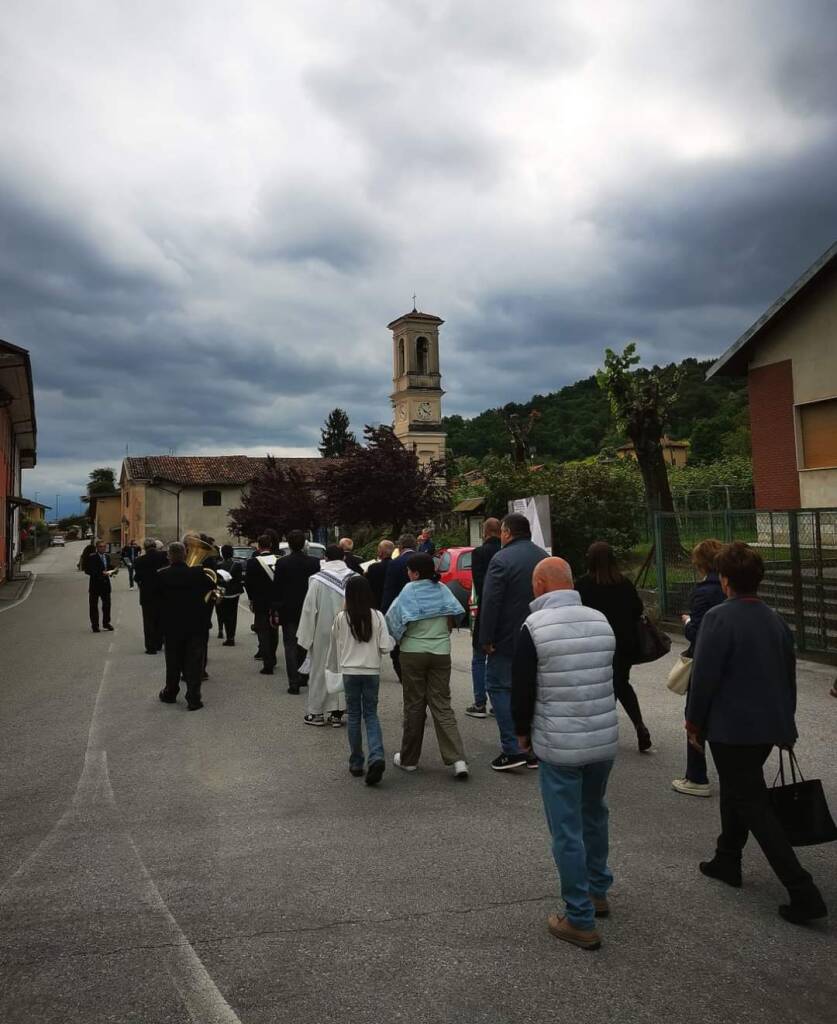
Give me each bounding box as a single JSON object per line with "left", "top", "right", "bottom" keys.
{"left": 82, "top": 514, "right": 829, "bottom": 949}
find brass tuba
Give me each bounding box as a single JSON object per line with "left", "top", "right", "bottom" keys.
{"left": 183, "top": 532, "right": 219, "bottom": 567}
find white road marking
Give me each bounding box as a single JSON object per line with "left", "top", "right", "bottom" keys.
{"left": 1, "top": 602, "right": 243, "bottom": 1023}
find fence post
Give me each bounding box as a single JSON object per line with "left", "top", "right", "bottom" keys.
{"left": 723, "top": 508, "right": 733, "bottom": 543}
{"left": 653, "top": 512, "right": 668, "bottom": 617}
{"left": 813, "top": 510, "right": 825, "bottom": 649}
{"left": 787, "top": 511, "right": 806, "bottom": 653}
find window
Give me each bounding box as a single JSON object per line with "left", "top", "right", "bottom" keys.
{"left": 459, "top": 551, "right": 472, "bottom": 570}
{"left": 397, "top": 337, "right": 405, "bottom": 376}
{"left": 799, "top": 398, "right": 837, "bottom": 469}
{"left": 437, "top": 552, "right": 451, "bottom": 572}
{"left": 416, "top": 336, "right": 429, "bottom": 374}
{"left": 202, "top": 489, "right": 222, "bottom": 507}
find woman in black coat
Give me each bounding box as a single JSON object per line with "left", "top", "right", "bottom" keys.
{"left": 672, "top": 539, "right": 725, "bottom": 798}
{"left": 686, "top": 542, "right": 826, "bottom": 924}
{"left": 576, "top": 541, "right": 651, "bottom": 752}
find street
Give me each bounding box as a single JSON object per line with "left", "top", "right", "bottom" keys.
{"left": 1, "top": 541, "right": 833, "bottom": 1024}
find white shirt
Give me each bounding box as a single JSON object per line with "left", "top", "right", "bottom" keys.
{"left": 327, "top": 610, "right": 393, "bottom": 674}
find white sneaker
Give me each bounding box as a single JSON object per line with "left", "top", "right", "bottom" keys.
{"left": 452, "top": 760, "right": 469, "bottom": 780}
{"left": 672, "top": 777, "right": 711, "bottom": 797}
{"left": 393, "top": 752, "right": 417, "bottom": 772}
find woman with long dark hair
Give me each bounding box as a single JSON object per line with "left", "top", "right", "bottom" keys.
{"left": 576, "top": 541, "right": 651, "bottom": 752}
{"left": 385, "top": 554, "right": 469, "bottom": 778}
{"left": 327, "top": 575, "right": 393, "bottom": 785}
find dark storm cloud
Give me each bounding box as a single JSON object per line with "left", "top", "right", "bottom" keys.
{"left": 2, "top": 0, "right": 835, "bottom": 508}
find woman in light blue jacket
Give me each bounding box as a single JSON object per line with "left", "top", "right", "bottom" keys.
{"left": 386, "top": 554, "right": 469, "bottom": 778}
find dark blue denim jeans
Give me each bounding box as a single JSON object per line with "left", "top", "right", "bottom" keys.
{"left": 485, "top": 653, "right": 523, "bottom": 755}
{"left": 343, "top": 674, "right": 384, "bottom": 770}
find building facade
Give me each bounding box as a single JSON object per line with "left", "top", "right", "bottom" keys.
{"left": 119, "top": 455, "right": 328, "bottom": 546}
{"left": 0, "top": 340, "right": 37, "bottom": 584}
{"left": 709, "top": 242, "right": 837, "bottom": 509}
{"left": 389, "top": 309, "right": 447, "bottom": 466}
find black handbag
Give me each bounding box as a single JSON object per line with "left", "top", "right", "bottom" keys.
{"left": 633, "top": 614, "right": 672, "bottom": 664}
{"left": 768, "top": 749, "right": 837, "bottom": 847}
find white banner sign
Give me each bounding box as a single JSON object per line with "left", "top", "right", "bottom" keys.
{"left": 508, "top": 495, "right": 552, "bottom": 554}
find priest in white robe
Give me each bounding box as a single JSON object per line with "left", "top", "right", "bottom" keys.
{"left": 296, "top": 545, "right": 357, "bottom": 726}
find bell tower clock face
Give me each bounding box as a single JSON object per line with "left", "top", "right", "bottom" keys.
{"left": 417, "top": 401, "right": 433, "bottom": 420}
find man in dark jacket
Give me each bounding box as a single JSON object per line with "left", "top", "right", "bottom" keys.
{"left": 466, "top": 518, "right": 501, "bottom": 718}
{"left": 366, "top": 539, "right": 394, "bottom": 609}
{"left": 216, "top": 544, "right": 244, "bottom": 646}
{"left": 157, "top": 541, "right": 216, "bottom": 710}
{"left": 120, "top": 539, "right": 142, "bottom": 588}
{"left": 245, "top": 534, "right": 278, "bottom": 675}
{"left": 133, "top": 538, "right": 167, "bottom": 653}
{"left": 339, "top": 537, "right": 365, "bottom": 575}
{"left": 270, "top": 530, "right": 320, "bottom": 692}
{"left": 381, "top": 532, "right": 417, "bottom": 682}
{"left": 84, "top": 541, "right": 115, "bottom": 632}
{"left": 479, "top": 513, "right": 548, "bottom": 771}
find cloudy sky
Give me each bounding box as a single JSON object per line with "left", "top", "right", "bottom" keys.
{"left": 3, "top": 1, "right": 836, "bottom": 513}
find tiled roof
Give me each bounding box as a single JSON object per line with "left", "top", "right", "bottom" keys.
{"left": 387, "top": 309, "right": 444, "bottom": 329}
{"left": 124, "top": 455, "right": 331, "bottom": 486}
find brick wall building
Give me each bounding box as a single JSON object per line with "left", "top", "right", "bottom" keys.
{"left": 0, "top": 340, "right": 37, "bottom": 584}
{"left": 709, "top": 242, "right": 837, "bottom": 510}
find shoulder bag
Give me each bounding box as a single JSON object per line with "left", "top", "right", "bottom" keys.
{"left": 769, "top": 749, "right": 837, "bottom": 847}
{"left": 666, "top": 654, "right": 692, "bottom": 695}
{"left": 633, "top": 614, "right": 672, "bottom": 664}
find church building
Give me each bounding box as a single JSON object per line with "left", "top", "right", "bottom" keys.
{"left": 388, "top": 308, "right": 446, "bottom": 466}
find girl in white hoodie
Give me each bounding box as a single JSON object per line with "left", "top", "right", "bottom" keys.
{"left": 327, "top": 576, "right": 393, "bottom": 785}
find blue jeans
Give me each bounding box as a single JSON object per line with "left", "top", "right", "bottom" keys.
{"left": 539, "top": 759, "right": 614, "bottom": 931}
{"left": 485, "top": 654, "right": 521, "bottom": 755}
{"left": 471, "top": 650, "right": 487, "bottom": 706}
{"left": 343, "top": 674, "right": 384, "bottom": 770}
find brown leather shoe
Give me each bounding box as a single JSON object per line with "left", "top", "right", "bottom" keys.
{"left": 547, "top": 913, "right": 602, "bottom": 950}
{"left": 592, "top": 896, "right": 610, "bottom": 918}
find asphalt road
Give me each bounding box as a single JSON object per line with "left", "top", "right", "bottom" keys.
{"left": 1, "top": 542, "right": 834, "bottom": 1024}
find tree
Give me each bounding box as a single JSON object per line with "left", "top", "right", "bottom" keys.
{"left": 324, "top": 425, "right": 447, "bottom": 537}
{"left": 228, "top": 456, "right": 321, "bottom": 541}
{"left": 87, "top": 467, "right": 116, "bottom": 495}
{"left": 597, "top": 344, "right": 681, "bottom": 517}
{"left": 318, "top": 408, "right": 357, "bottom": 458}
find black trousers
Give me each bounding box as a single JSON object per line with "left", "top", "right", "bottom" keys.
{"left": 218, "top": 599, "right": 239, "bottom": 641}
{"left": 612, "top": 653, "right": 644, "bottom": 731}
{"left": 709, "top": 742, "right": 815, "bottom": 900}
{"left": 281, "top": 618, "right": 306, "bottom": 684}
{"left": 141, "top": 601, "right": 163, "bottom": 652}
{"left": 254, "top": 609, "right": 278, "bottom": 670}
{"left": 125, "top": 562, "right": 135, "bottom": 587}
{"left": 162, "top": 631, "right": 205, "bottom": 705}
{"left": 390, "top": 644, "right": 402, "bottom": 682}
{"left": 89, "top": 587, "right": 111, "bottom": 629}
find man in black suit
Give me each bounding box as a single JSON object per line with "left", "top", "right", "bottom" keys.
{"left": 216, "top": 543, "right": 244, "bottom": 646}
{"left": 120, "top": 539, "right": 142, "bottom": 588}
{"left": 271, "top": 530, "right": 320, "bottom": 693}
{"left": 85, "top": 541, "right": 115, "bottom": 632}
{"left": 133, "top": 538, "right": 168, "bottom": 653}
{"left": 466, "top": 518, "right": 501, "bottom": 717}
{"left": 365, "top": 539, "right": 394, "bottom": 609}
{"left": 245, "top": 534, "right": 278, "bottom": 676}
{"left": 381, "top": 532, "right": 418, "bottom": 682}
{"left": 157, "top": 541, "right": 216, "bottom": 710}
{"left": 339, "top": 537, "right": 365, "bottom": 575}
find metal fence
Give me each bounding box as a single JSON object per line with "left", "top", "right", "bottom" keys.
{"left": 652, "top": 508, "right": 837, "bottom": 657}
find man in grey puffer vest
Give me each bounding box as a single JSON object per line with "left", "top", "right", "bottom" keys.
{"left": 512, "top": 557, "right": 618, "bottom": 951}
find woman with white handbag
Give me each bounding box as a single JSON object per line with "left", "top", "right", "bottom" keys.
{"left": 671, "top": 539, "right": 724, "bottom": 798}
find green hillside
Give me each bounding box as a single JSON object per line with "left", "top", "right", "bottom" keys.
{"left": 444, "top": 357, "right": 749, "bottom": 464}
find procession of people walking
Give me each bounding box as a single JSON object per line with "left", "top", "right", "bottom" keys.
{"left": 82, "top": 516, "right": 829, "bottom": 949}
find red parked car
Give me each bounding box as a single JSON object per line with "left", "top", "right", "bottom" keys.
{"left": 435, "top": 546, "right": 474, "bottom": 616}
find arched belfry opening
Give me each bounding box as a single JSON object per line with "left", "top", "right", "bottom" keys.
{"left": 397, "top": 337, "right": 406, "bottom": 377}
{"left": 416, "top": 337, "right": 429, "bottom": 374}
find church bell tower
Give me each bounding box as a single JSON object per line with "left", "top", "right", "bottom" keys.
{"left": 388, "top": 307, "right": 446, "bottom": 466}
